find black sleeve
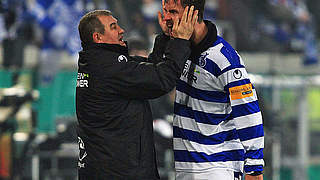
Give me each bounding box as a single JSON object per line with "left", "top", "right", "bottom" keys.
{"left": 147, "top": 33, "right": 170, "bottom": 64}
{"left": 96, "top": 38, "right": 190, "bottom": 99}
{"left": 130, "top": 56, "right": 148, "bottom": 63}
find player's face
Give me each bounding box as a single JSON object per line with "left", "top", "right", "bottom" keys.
{"left": 97, "top": 15, "right": 126, "bottom": 46}
{"left": 163, "top": 0, "right": 185, "bottom": 30}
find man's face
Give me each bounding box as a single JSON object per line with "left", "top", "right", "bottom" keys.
{"left": 97, "top": 15, "right": 126, "bottom": 46}
{"left": 163, "top": 0, "right": 185, "bottom": 30}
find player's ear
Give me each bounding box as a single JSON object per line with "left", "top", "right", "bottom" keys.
{"left": 92, "top": 32, "right": 101, "bottom": 43}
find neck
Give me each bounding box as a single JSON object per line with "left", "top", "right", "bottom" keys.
{"left": 191, "top": 21, "right": 208, "bottom": 45}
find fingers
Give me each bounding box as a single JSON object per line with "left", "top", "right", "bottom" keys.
{"left": 172, "top": 15, "right": 179, "bottom": 34}
{"left": 158, "top": 10, "right": 170, "bottom": 36}
{"left": 181, "top": 5, "right": 195, "bottom": 24}
{"left": 187, "top": 6, "right": 195, "bottom": 23}
{"left": 181, "top": 6, "right": 189, "bottom": 23}
{"left": 157, "top": 11, "right": 163, "bottom": 24}
{"left": 162, "top": 0, "right": 166, "bottom": 16}
{"left": 192, "top": 10, "right": 198, "bottom": 26}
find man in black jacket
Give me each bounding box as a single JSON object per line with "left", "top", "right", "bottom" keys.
{"left": 76, "top": 8, "right": 198, "bottom": 179}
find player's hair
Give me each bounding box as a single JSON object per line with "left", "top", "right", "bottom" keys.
{"left": 164, "top": 0, "right": 205, "bottom": 22}
{"left": 78, "top": 10, "right": 112, "bottom": 44}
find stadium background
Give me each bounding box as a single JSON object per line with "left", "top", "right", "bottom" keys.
{"left": 0, "top": 0, "right": 319, "bottom": 179}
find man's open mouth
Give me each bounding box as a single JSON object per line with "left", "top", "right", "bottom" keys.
{"left": 119, "top": 37, "right": 124, "bottom": 42}
{"left": 166, "top": 21, "right": 173, "bottom": 28}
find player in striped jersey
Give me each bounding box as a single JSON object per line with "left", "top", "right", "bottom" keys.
{"left": 159, "top": 0, "right": 264, "bottom": 179}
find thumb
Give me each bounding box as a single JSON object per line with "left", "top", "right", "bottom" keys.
{"left": 157, "top": 11, "right": 163, "bottom": 24}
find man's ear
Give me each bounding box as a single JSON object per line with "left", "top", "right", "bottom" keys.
{"left": 92, "top": 32, "right": 100, "bottom": 43}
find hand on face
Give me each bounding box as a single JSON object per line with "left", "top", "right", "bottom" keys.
{"left": 158, "top": 11, "right": 169, "bottom": 36}
{"left": 158, "top": 0, "right": 170, "bottom": 36}
{"left": 171, "top": 6, "right": 198, "bottom": 40}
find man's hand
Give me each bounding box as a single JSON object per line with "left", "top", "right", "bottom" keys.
{"left": 158, "top": 0, "right": 170, "bottom": 36}
{"left": 171, "top": 6, "right": 198, "bottom": 40}
{"left": 245, "top": 174, "right": 263, "bottom": 180}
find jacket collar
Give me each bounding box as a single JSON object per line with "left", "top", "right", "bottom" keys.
{"left": 190, "top": 20, "right": 218, "bottom": 61}
{"left": 81, "top": 41, "right": 129, "bottom": 56}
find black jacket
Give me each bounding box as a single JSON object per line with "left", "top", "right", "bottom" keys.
{"left": 76, "top": 35, "right": 191, "bottom": 179}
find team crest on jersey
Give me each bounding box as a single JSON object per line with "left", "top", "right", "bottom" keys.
{"left": 199, "top": 52, "right": 208, "bottom": 68}
{"left": 118, "top": 55, "right": 128, "bottom": 62}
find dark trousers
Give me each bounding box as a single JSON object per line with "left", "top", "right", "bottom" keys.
{"left": 78, "top": 163, "right": 129, "bottom": 180}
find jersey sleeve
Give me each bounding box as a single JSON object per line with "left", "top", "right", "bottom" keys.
{"left": 223, "top": 66, "right": 265, "bottom": 173}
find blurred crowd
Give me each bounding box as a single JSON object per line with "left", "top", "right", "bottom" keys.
{"left": 0, "top": 0, "right": 319, "bottom": 74}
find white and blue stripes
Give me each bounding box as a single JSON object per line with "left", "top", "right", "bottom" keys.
{"left": 173, "top": 36, "right": 264, "bottom": 173}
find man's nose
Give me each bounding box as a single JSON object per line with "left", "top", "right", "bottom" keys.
{"left": 119, "top": 26, "right": 125, "bottom": 34}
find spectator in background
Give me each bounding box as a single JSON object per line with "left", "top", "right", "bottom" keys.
{"left": 128, "top": 38, "right": 149, "bottom": 57}
{"left": 76, "top": 8, "right": 197, "bottom": 179}
{"left": 0, "top": 0, "right": 32, "bottom": 70}
{"left": 159, "top": 0, "right": 265, "bottom": 179}
{"left": 127, "top": 12, "right": 151, "bottom": 48}
{"left": 223, "top": 0, "right": 319, "bottom": 62}
{"left": 306, "top": 0, "right": 320, "bottom": 38}
{"left": 290, "top": 0, "right": 318, "bottom": 65}
{"left": 142, "top": 0, "right": 162, "bottom": 48}
{"left": 26, "top": 0, "right": 102, "bottom": 86}
{"left": 203, "top": 0, "right": 219, "bottom": 21}
{"left": 234, "top": 0, "right": 319, "bottom": 65}
{"left": 108, "top": 0, "right": 147, "bottom": 44}
{"left": 263, "top": 0, "right": 318, "bottom": 65}
{"left": 0, "top": 1, "right": 5, "bottom": 42}
{"left": 225, "top": 0, "right": 256, "bottom": 51}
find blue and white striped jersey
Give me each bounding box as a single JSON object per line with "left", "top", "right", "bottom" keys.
{"left": 173, "top": 36, "right": 264, "bottom": 174}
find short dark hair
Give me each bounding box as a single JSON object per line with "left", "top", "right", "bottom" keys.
{"left": 78, "top": 10, "right": 112, "bottom": 44}
{"left": 165, "top": 0, "right": 205, "bottom": 22}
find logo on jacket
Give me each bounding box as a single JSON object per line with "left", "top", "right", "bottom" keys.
{"left": 199, "top": 52, "right": 208, "bottom": 68}
{"left": 77, "top": 73, "right": 89, "bottom": 88}
{"left": 78, "top": 137, "right": 87, "bottom": 169}
{"left": 118, "top": 55, "right": 128, "bottom": 62}
{"left": 233, "top": 69, "right": 242, "bottom": 79}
